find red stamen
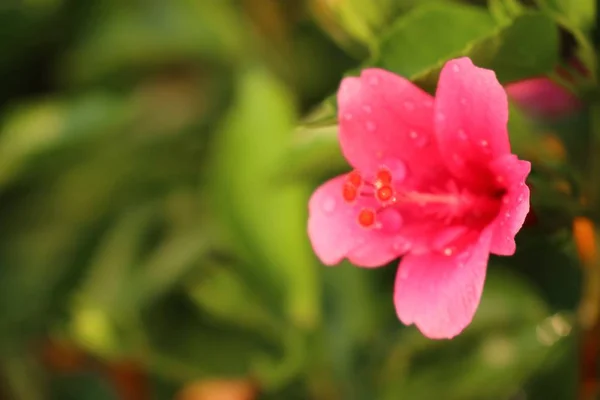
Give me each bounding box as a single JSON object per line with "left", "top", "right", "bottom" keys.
{"left": 342, "top": 183, "right": 358, "bottom": 202}
{"left": 376, "top": 169, "right": 392, "bottom": 185}
{"left": 358, "top": 208, "right": 376, "bottom": 227}
{"left": 347, "top": 170, "right": 362, "bottom": 187}
{"left": 376, "top": 186, "right": 394, "bottom": 202}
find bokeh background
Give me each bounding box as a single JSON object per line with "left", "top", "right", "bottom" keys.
{"left": 0, "top": 0, "right": 596, "bottom": 399}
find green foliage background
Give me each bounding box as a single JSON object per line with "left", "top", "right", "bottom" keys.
{"left": 0, "top": 0, "right": 595, "bottom": 399}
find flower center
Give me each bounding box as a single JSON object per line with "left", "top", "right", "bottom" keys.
{"left": 341, "top": 169, "right": 504, "bottom": 230}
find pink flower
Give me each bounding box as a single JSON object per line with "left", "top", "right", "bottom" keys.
{"left": 505, "top": 77, "right": 581, "bottom": 118}
{"left": 307, "top": 57, "right": 531, "bottom": 339}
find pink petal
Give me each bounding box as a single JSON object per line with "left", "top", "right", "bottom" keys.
{"left": 488, "top": 154, "right": 531, "bottom": 255}
{"left": 393, "top": 227, "right": 493, "bottom": 339}
{"left": 307, "top": 175, "right": 404, "bottom": 267}
{"left": 506, "top": 77, "right": 581, "bottom": 119}
{"left": 337, "top": 69, "right": 447, "bottom": 185}
{"left": 435, "top": 58, "right": 510, "bottom": 188}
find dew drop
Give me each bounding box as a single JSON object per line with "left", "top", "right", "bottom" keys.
{"left": 517, "top": 194, "right": 524, "bottom": 203}
{"left": 495, "top": 175, "right": 504, "bottom": 184}
{"left": 362, "top": 105, "right": 372, "bottom": 114}
{"left": 452, "top": 64, "right": 460, "bottom": 73}
{"left": 505, "top": 211, "right": 512, "bottom": 218}
{"left": 458, "top": 129, "right": 468, "bottom": 141}
{"left": 403, "top": 101, "right": 415, "bottom": 111}
{"left": 437, "top": 113, "right": 446, "bottom": 122}
{"left": 480, "top": 139, "right": 489, "bottom": 148}
{"left": 409, "top": 130, "right": 428, "bottom": 148}
{"left": 366, "top": 121, "right": 377, "bottom": 132}
{"left": 343, "top": 113, "right": 353, "bottom": 121}
{"left": 443, "top": 247, "right": 454, "bottom": 256}
{"left": 322, "top": 197, "right": 336, "bottom": 213}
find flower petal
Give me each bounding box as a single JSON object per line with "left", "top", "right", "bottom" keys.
{"left": 488, "top": 154, "right": 531, "bottom": 255}
{"left": 506, "top": 77, "right": 581, "bottom": 119}
{"left": 307, "top": 175, "right": 403, "bottom": 266}
{"left": 435, "top": 58, "right": 510, "bottom": 188}
{"left": 337, "top": 68, "right": 446, "bottom": 185}
{"left": 393, "top": 227, "right": 493, "bottom": 339}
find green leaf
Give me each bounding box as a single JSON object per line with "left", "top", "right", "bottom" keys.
{"left": 209, "top": 67, "right": 320, "bottom": 330}
{"left": 375, "top": 3, "right": 559, "bottom": 90}
{"left": 376, "top": 3, "right": 496, "bottom": 87}
{"left": 470, "top": 12, "right": 559, "bottom": 83}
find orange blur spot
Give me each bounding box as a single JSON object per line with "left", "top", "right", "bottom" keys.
{"left": 574, "top": 217, "right": 597, "bottom": 265}
{"left": 176, "top": 379, "right": 257, "bottom": 400}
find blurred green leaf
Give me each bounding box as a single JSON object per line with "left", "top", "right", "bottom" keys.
{"left": 279, "top": 124, "right": 347, "bottom": 182}
{"left": 0, "top": 94, "right": 129, "bottom": 187}
{"left": 61, "top": 1, "right": 244, "bottom": 85}
{"left": 188, "top": 266, "right": 280, "bottom": 336}
{"left": 533, "top": 0, "right": 596, "bottom": 81}
{"left": 143, "top": 293, "right": 284, "bottom": 382}
{"left": 209, "top": 67, "right": 320, "bottom": 330}
{"left": 535, "top": 0, "right": 595, "bottom": 33}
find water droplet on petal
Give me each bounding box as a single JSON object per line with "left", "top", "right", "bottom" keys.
{"left": 452, "top": 64, "right": 460, "bottom": 73}
{"left": 480, "top": 139, "right": 489, "bottom": 148}
{"left": 517, "top": 194, "right": 524, "bottom": 203}
{"left": 403, "top": 101, "right": 415, "bottom": 111}
{"left": 505, "top": 211, "right": 512, "bottom": 218}
{"left": 366, "top": 121, "right": 376, "bottom": 132}
{"left": 443, "top": 247, "right": 454, "bottom": 256}
{"left": 362, "top": 105, "right": 372, "bottom": 114}
{"left": 322, "top": 197, "right": 336, "bottom": 213}
{"left": 496, "top": 175, "right": 504, "bottom": 184}
{"left": 368, "top": 76, "right": 379, "bottom": 86}
{"left": 409, "top": 130, "right": 428, "bottom": 148}
{"left": 458, "top": 129, "right": 468, "bottom": 141}
{"left": 437, "top": 113, "right": 446, "bottom": 122}
{"left": 343, "top": 113, "right": 353, "bottom": 121}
